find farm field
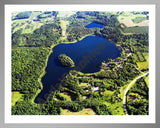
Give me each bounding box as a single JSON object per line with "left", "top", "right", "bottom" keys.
{"left": 123, "top": 26, "right": 148, "bottom": 34}
{"left": 117, "top": 12, "right": 148, "bottom": 27}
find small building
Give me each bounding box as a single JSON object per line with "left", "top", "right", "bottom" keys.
{"left": 85, "top": 90, "right": 89, "bottom": 93}
{"left": 83, "top": 96, "right": 87, "bottom": 99}
{"left": 92, "top": 87, "right": 99, "bottom": 91}
{"left": 125, "top": 48, "right": 130, "bottom": 53}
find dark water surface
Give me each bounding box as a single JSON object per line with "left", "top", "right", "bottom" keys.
{"left": 85, "top": 22, "right": 104, "bottom": 29}
{"left": 35, "top": 36, "right": 121, "bottom": 103}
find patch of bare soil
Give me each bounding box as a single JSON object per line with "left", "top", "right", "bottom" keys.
{"left": 11, "top": 91, "right": 14, "bottom": 97}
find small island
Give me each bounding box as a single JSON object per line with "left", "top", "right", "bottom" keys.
{"left": 58, "top": 54, "right": 75, "bottom": 67}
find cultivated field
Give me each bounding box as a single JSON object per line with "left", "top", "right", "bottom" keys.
{"left": 117, "top": 12, "right": 148, "bottom": 27}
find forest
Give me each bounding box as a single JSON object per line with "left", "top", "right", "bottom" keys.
{"left": 126, "top": 76, "right": 149, "bottom": 115}
{"left": 11, "top": 11, "right": 149, "bottom": 115}
{"left": 66, "top": 11, "right": 119, "bottom": 42}
{"left": 58, "top": 54, "right": 75, "bottom": 67}
{"left": 12, "top": 47, "right": 50, "bottom": 93}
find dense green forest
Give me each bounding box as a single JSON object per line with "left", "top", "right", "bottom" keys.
{"left": 58, "top": 54, "right": 75, "bottom": 67}
{"left": 11, "top": 11, "right": 149, "bottom": 115}
{"left": 12, "top": 47, "right": 50, "bottom": 92}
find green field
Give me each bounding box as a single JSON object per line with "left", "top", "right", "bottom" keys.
{"left": 12, "top": 92, "right": 23, "bottom": 106}
{"left": 12, "top": 11, "right": 42, "bottom": 34}
{"left": 57, "top": 11, "right": 75, "bottom": 18}
{"left": 12, "top": 11, "right": 56, "bottom": 34}
{"left": 60, "top": 20, "right": 69, "bottom": 39}
{"left": 78, "top": 83, "right": 90, "bottom": 87}
{"left": 60, "top": 20, "right": 69, "bottom": 30}
{"left": 107, "top": 102, "right": 125, "bottom": 115}
{"left": 145, "top": 75, "right": 149, "bottom": 87}
{"left": 137, "top": 52, "right": 149, "bottom": 71}
{"left": 123, "top": 26, "right": 148, "bottom": 34}
{"left": 102, "top": 90, "right": 114, "bottom": 95}
{"left": 118, "top": 12, "right": 147, "bottom": 21}
{"left": 59, "top": 93, "right": 72, "bottom": 101}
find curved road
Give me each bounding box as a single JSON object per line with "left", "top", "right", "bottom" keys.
{"left": 123, "top": 72, "right": 149, "bottom": 115}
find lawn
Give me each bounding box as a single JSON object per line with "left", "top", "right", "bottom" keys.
{"left": 63, "top": 108, "right": 96, "bottom": 115}
{"left": 11, "top": 91, "right": 23, "bottom": 106}
{"left": 108, "top": 102, "right": 125, "bottom": 115}
{"left": 102, "top": 90, "right": 114, "bottom": 95}
{"left": 101, "top": 90, "right": 125, "bottom": 115}
{"left": 60, "top": 92, "right": 72, "bottom": 101}
{"left": 79, "top": 83, "right": 90, "bottom": 87}
{"left": 60, "top": 20, "right": 69, "bottom": 38}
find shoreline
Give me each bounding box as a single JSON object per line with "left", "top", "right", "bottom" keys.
{"left": 34, "top": 34, "right": 122, "bottom": 104}
{"left": 62, "top": 33, "right": 94, "bottom": 44}
{"left": 38, "top": 47, "right": 53, "bottom": 89}
{"left": 34, "top": 45, "right": 55, "bottom": 103}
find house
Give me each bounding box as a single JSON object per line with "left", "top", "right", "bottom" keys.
{"left": 83, "top": 96, "right": 87, "bottom": 99}
{"left": 92, "top": 87, "right": 99, "bottom": 91}
{"left": 85, "top": 90, "right": 89, "bottom": 93}
{"left": 125, "top": 48, "right": 130, "bottom": 53}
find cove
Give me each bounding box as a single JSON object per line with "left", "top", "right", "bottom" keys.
{"left": 34, "top": 36, "right": 121, "bottom": 104}
{"left": 85, "top": 22, "right": 104, "bottom": 29}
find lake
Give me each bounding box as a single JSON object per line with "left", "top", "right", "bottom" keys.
{"left": 34, "top": 36, "right": 121, "bottom": 103}
{"left": 85, "top": 22, "right": 104, "bottom": 29}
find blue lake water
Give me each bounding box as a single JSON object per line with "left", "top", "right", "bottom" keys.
{"left": 85, "top": 22, "right": 104, "bottom": 29}
{"left": 34, "top": 36, "right": 121, "bottom": 103}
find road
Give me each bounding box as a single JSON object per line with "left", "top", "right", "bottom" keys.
{"left": 123, "top": 72, "right": 149, "bottom": 115}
